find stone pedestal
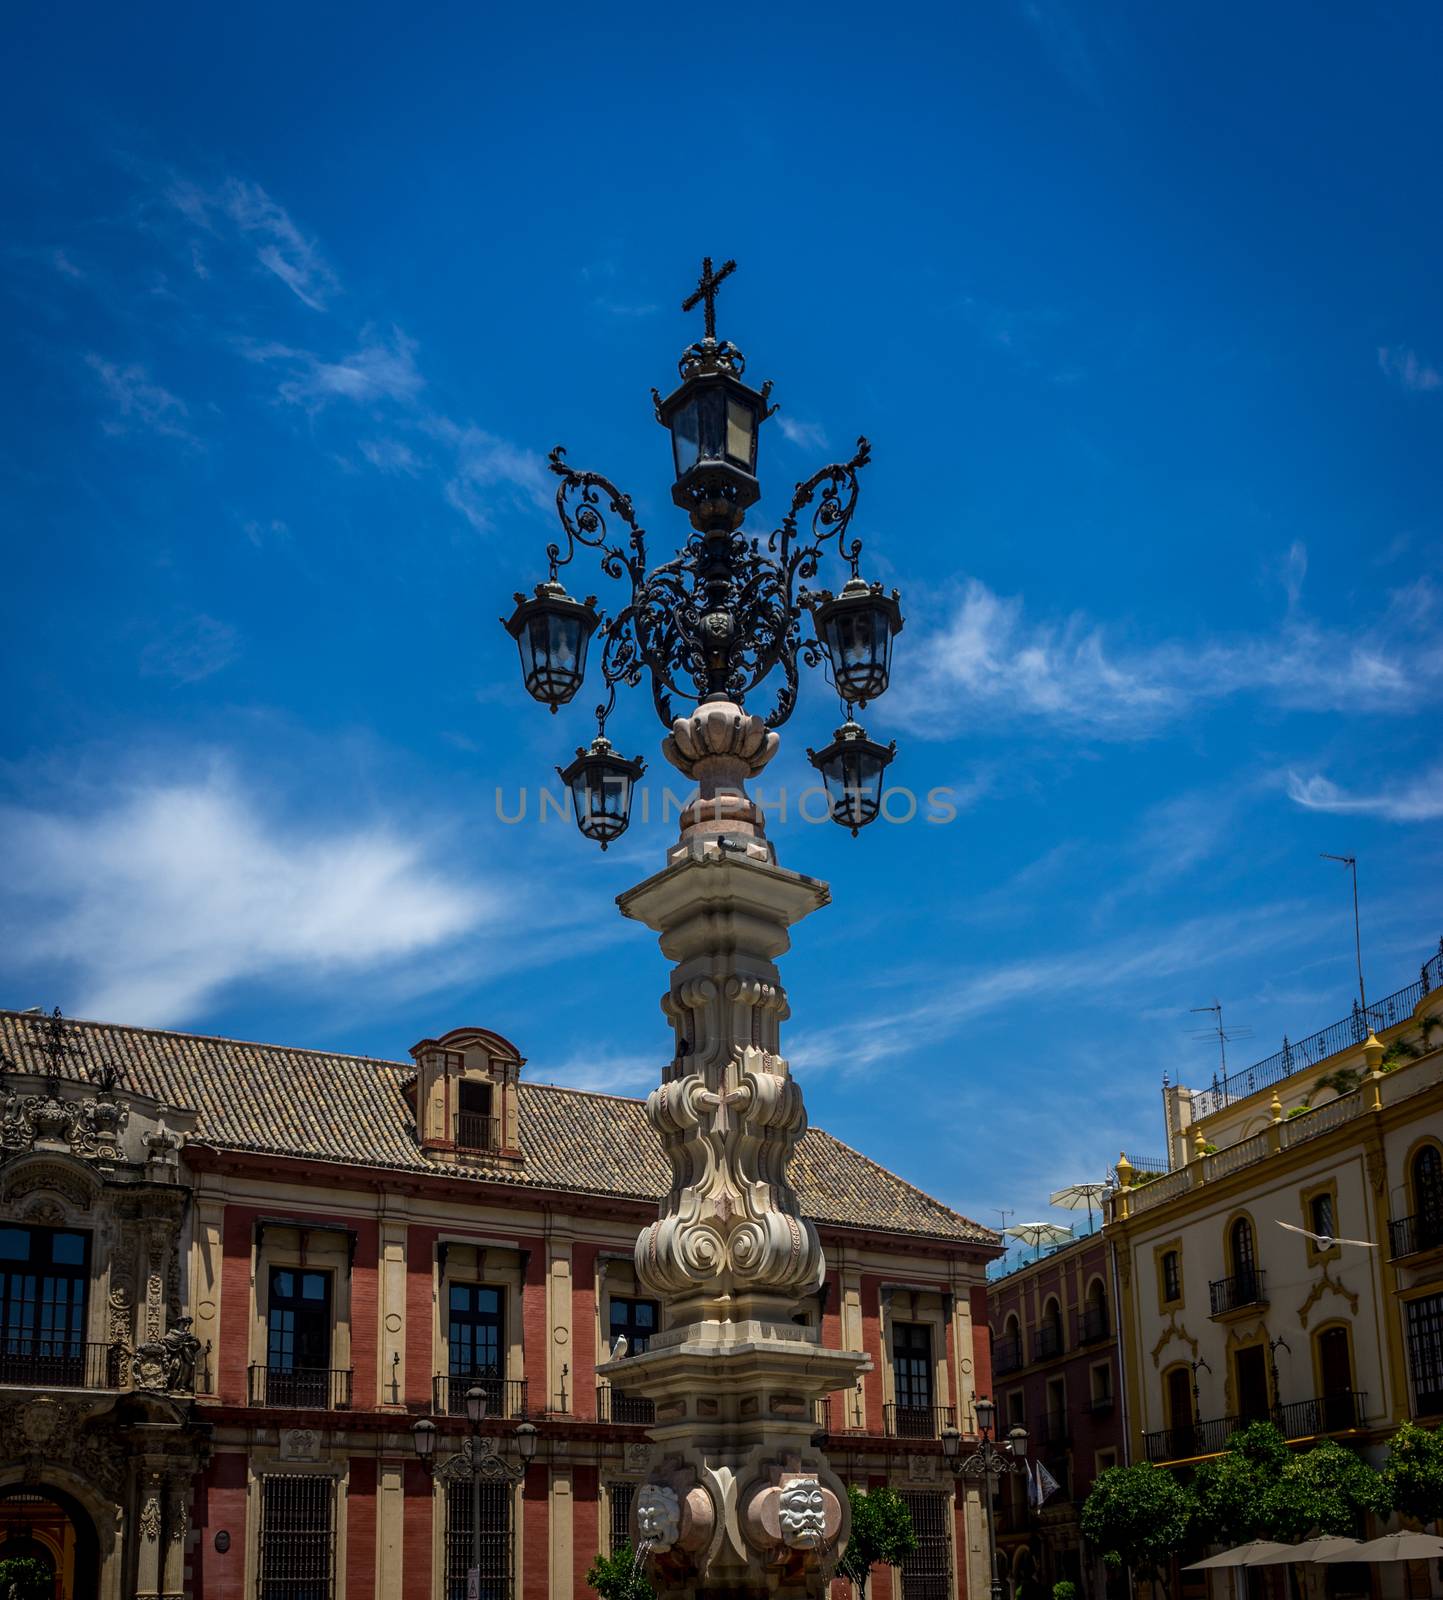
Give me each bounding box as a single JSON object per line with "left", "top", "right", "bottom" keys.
{"left": 598, "top": 702, "right": 871, "bottom": 1598}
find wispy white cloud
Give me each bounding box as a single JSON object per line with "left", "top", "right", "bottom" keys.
{"left": 86, "top": 354, "right": 195, "bottom": 443}
{"left": 425, "top": 418, "right": 553, "bottom": 532}
{"left": 892, "top": 575, "right": 1443, "bottom": 739}
{"left": 359, "top": 436, "right": 421, "bottom": 475}
{"left": 140, "top": 615, "right": 240, "bottom": 683}
{"left": 246, "top": 327, "right": 424, "bottom": 409}
{"left": 777, "top": 414, "right": 829, "bottom": 451}
{"left": 531, "top": 1048, "right": 657, "bottom": 1096}
{"left": 51, "top": 249, "right": 84, "bottom": 281}
{"left": 169, "top": 176, "right": 339, "bottom": 311}
{"left": 1286, "top": 765, "right": 1443, "bottom": 823}
{"left": 0, "top": 767, "right": 495, "bottom": 1025}
{"left": 1378, "top": 345, "right": 1441, "bottom": 393}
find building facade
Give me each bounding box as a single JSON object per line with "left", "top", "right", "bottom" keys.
{"left": 1105, "top": 943, "right": 1443, "bottom": 1513}
{"left": 987, "top": 1234, "right": 1125, "bottom": 1600}
{"left": 0, "top": 1009, "right": 1004, "bottom": 1600}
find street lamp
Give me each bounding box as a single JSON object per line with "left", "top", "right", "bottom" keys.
{"left": 941, "top": 1402, "right": 1029, "bottom": 1600}
{"left": 503, "top": 257, "right": 904, "bottom": 848}
{"left": 412, "top": 1401, "right": 539, "bottom": 1593}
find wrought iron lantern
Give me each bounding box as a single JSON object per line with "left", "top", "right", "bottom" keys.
{"left": 557, "top": 736, "right": 646, "bottom": 850}
{"left": 806, "top": 719, "right": 896, "bottom": 835}
{"left": 806, "top": 577, "right": 904, "bottom": 707}
{"left": 502, "top": 581, "right": 599, "bottom": 712}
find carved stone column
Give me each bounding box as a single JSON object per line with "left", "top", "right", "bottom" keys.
{"left": 598, "top": 701, "right": 870, "bottom": 1599}
{"left": 133, "top": 1469, "right": 165, "bottom": 1600}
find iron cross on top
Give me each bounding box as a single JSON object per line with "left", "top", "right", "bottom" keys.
{"left": 682, "top": 256, "right": 737, "bottom": 341}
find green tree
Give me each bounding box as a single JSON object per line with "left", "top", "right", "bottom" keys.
{"left": 585, "top": 1544, "right": 656, "bottom": 1600}
{"left": 1080, "top": 1462, "right": 1196, "bottom": 1599}
{"left": 1381, "top": 1422, "right": 1443, "bottom": 1527}
{"left": 1262, "top": 1441, "right": 1389, "bottom": 1540}
{"left": 837, "top": 1485, "right": 918, "bottom": 1597}
{"left": 1052, "top": 1581, "right": 1079, "bottom": 1600}
{"left": 1193, "top": 1421, "right": 1290, "bottom": 1544}
{"left": 0, "top": 1557, "right": 53, "bottom": 1600}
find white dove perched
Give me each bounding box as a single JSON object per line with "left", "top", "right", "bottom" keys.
{"left": 610, "top": 1334, "right": 628, "bottom": 1360}
{"left": 1277, "top": 1219, "right": 1375, "bottom": 1249}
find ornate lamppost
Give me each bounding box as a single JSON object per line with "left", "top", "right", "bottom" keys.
{"left": 412, "top": 1389, "right": 538, "bottom": 1597}
{"left": 502, "top": 260, "right": 906, "bottom": 1598}
{"left": 942, "top": 1401, "right": 1030, "bottom": 1600}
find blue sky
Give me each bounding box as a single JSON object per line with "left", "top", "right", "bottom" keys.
{"left": 3, "top": 0, "right": 1440, "bottom": 1260}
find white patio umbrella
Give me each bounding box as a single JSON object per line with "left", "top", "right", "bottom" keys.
{"left": 1316, "top": 1532, "right": 1443, "bottom": 1563}
{"left": 1005, "top": 1221, "right": 1074, "bottom": 1261}
{"left": 1245, "top": 1537, "right": 1362, "bottom": 1565}
{"left": 1185, "top": 1541, "right": 1297, "bottom": 1570}
{"left": 1050, "top": 1181, "right": 1112, "bottom": 1235}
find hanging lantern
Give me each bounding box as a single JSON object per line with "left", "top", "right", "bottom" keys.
{"left": 807, "top": 577, "right": 904, "bottom": 707}
{"left": 557, "top": 736, "right": 646, "bottom": 849}
{"left": 502, "top": 581, "right": 599, "bottom": 712}
{"left": 806, "top": 719, "right": 896, "bottom": 835}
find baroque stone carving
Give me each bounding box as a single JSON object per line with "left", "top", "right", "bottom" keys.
{"left": 131, "top": 1317, "right": 202, "bottom": 1393}
{"left": 0, "top": 1158, "right": 95, "bottom": 1211}
{"left": 1297, "top": 1265, "right": 1361, "bottom": 1329}
{"left": 0, "top": 1082, "right": 128, "bottom": 1161}
{"left": 1150, "top": 1317, "right": 1199, "bottom": 1369}
{"left": 280, "top": 1428, "right": 319, "bottom": 1462}
{"left": 636, "top": 1484, "right": 682, "bottom": 1550}
{"left": 777, "top": 1477, "right": 828, "bottom": 1550}
{"left": 140, "top": 1491, "right": 163, "bottom": 1543}
{"left": 0, "top": 1400, "right": 125, "bottom": 1498}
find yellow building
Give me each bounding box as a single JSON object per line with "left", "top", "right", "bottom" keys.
{"left": 1106, "top": 943, "right": 1443, "bottom": 1480}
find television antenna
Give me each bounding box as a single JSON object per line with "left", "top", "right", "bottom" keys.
{"left": 1321, "top": 853, "right": 1368, "bottom": 1019}
{"left": 1188, "top": 1000, "right": 1253, "bottom": 1077}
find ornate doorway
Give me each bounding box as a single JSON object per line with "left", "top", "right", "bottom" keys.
{"left": 0, "top": 1485, "right": 100, "bottom": 1600}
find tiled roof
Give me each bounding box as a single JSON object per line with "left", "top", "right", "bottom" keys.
{"left": 0, "top": 1011, "right": 997, "bottom": 1247}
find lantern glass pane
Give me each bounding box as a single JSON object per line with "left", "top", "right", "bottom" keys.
{"left": 521, "top": 609, "right": 586, "bottom": 704}
{"left": 696, "top": 387, "right": 726, "bottom": 462}
{"left": 671, "top": 399, "right": 700, "bottom": 477}
{"left": 822, "top": 604, "right": 894, "bottom": 703}
{"left": 725, "top": 396, "right": 756, "bottom": 470}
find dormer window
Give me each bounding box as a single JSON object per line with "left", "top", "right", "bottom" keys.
{"left": 457, "top": 1081, "right": 496, "bottom": 1152}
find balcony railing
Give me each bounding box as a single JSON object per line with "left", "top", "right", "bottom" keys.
{"left": 455, "top": 1112, "right": 501, "bottom": 1152}
{"left": 596, "top": 1386, "right": 655, "bottom": 1425}
{"left": 884, "top": 1402, "right": 955, "bottom": 1439}
{"left": 1032, "top": 1325, "right": 1064, "bottom": 1362}
{"left": 1390, "top": 1211, "right": 1443, "bottom": 1260}
{"left": 993, "top": 1335, "right": 1023, "bottom": 1375}
{"left": 1087, "top": 1391, "right": 1115, "bottom": 1416}
{"left": 1145, "top": 1393, "right": 1368, "bottom": 1462}
{"left": 0, "top": 1339, "right": 122, "bottom": 1391}
{"left": 433, "top": 1374, "right": 528, "bottom": 1418}
{"left": 1274, "top": 1391, "right": 1366, "bottom": 1436}
{"left": 1209, "top": 1270, "right": 1267, "bottom": 1317}
{"left": 1077, "top": 1305, "right": 1109, "bottom": 1344}
{"left": 1038, "top": 1410, "right": 1070, "bottom": 1446}
{"left": 248, "top": 1365, "right": 352, "bottom": 1409}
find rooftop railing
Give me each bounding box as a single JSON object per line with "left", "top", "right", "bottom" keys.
{"left": 1189, "top": 942, "right": 1443, "bottom": 1119}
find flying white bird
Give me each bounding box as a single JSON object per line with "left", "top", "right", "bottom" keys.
{"left": 610, "top": 1335, "right": 628, "bottom": 1360}
{"left": 1276, "top": 1220, "right": 1375, "bottom": 1249}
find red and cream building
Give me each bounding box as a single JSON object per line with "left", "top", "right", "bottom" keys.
{"left": 0, "top": 1009, "right": 1002, "bottom": 1600}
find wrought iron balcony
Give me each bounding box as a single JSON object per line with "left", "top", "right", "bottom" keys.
{"left": 1077, "top": 1305, "right": 1109, "bottom": 1344}
{"left": 248, "top": 1365, "right": 353, "bottom": 1409}
{"left": 1144, "top": 1416, "right": 1233, "bottom": 1462}
{"left": 0, "top": 1339, "right": 121, "bottom": 1391}
{"left": 1031, "top": 1325, "right": 1064, "bottom": 1361}
{"left": 993, "top": 1334, "right": 1023, "bottom": 1375}
{"left": 883, "top": 1402, "right": 955, "bottom": 1439}
{"left": 433, "top": 1374, "right": 528, "bottom": 1418}
{"left": 595, "top": 1385, "right": 655, "bottom": 1425}
{"left": 1087, "top": 1391, "right": 1115, "bottom": 1416}
{"left": 455, "top": 1112, "right": 501, "bottom": 1153}
{"left": 1208, "top": 1270, "right": 1267, "bottom": 1317}
{"left": 1389, "top": 1210, "right": 1443, "bottom": 1260}
{"left": 1144, "top": 1392, "right": 1368, "bottom": 1462}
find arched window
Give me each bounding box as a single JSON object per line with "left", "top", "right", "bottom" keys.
{"left": 999, "top": 1312, "right": 1022, "bottom": 1374}
{"left": 1230, "top": 1217, "right": 1256, "bottom": 1286}
{"left": 1039, "top": 1296, "right": 1064, "bottom": 1358}
{"left": 1413, "top": 1146, "right": 1443, "bottom": 1225}
{"left": 1082, "top": 1277, "right": 1108, "bottom": 1341}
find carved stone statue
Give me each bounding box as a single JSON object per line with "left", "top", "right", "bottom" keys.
{"left": 162, "top": 1317, "right": 201, "bottom": 1391}
{"left": 636, "top": 1484, "right": 682, "bottom": 1550}
{"left": 777, "top": 1476, "right": 828, "bottom": 1551}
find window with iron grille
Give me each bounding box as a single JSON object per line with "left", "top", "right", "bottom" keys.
{"left": 258, "top": 1475, "right": 335, "bottom": 1600}
{"left": 445, "top": 1479, "right": 512, "bottom": 1600}
{"left": 1406, "top": 1293, "right": 1443, "bottom": 1416}
{"left": 610, "top": 1483, "right": 635, "bottom": 1554}
{"left": 898, "top": 1491, "right": 952, "bottom": 1600}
